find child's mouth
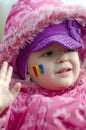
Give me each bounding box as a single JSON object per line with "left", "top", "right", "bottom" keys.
{"left": 57, "top": 68, "right": 72, "bottom": 74}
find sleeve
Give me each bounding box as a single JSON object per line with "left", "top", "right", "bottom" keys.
{"left": 0, "top": 91, "right": 27, "bottom": 130}
{"left": 7, "top": 92, "right": 27, "bottom": 130}
{"left": 0, "top": 107, "right": 11, "bottom": 129}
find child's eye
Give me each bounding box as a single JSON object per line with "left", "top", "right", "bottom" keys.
{"left": 64, "top": 49, "right": 76, "bottom": 53}
{"left": 42, "top": 51, "right": 53, "bottom": 57}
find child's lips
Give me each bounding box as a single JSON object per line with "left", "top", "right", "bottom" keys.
{"left": 57, "top": 68, "right": 72, "bottom": 74}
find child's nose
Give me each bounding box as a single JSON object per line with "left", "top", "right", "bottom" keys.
{"left": 56, "top": 56, "right": 68, "bottom": 64}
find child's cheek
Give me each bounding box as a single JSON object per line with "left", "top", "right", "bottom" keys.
{"left": 32, "top": 64, "right": 44, "bottom": 77}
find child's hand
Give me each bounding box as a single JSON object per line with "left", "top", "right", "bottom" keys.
{"left": 0, "top": 61, "right": 21, "bottom": 113}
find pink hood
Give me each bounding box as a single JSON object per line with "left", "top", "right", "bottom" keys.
{"left": 0, "top": 0, "right": 86, "bottom": 66}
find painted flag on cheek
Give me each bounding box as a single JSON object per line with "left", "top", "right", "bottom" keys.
{"left": 33, "top": 64, "right": 44, "bottom": 77}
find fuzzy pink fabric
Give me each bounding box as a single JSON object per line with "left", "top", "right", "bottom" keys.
{"left": 0, "top": 69, "right": 86, "bottom": 130}
{"left": 0, "top": 0, "right": 86, "bottom": 66}
{"left": 0, "top": 0, "right": 86, "bottom": 130}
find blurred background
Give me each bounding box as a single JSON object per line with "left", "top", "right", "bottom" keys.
{"left": 0, "top": 0, "right": 17, "bottom": 40}
{"left": 0, "top": 0, "right": 86, "bottom": 40}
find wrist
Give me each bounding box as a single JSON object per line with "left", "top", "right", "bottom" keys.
{"left": 0, "top": 107, "right": 4, "bottom": 115}
{"left": 0, "top": 107, "right": 9, "bottom": 118}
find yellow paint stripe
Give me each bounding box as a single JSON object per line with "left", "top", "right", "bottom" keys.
{"left": 34, "top": 65, "right": 41, "bottom": 76}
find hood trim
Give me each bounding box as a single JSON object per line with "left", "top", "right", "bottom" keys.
{"left": 0, "top": 4, "right": 86, "bottom": 66}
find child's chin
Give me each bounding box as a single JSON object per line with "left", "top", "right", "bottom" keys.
{"left": 54, "top": 84, "right": 73, "bottom": 91}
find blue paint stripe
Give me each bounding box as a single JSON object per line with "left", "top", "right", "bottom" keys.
{"left": 39, "top": 64, "right": 44, "bottom": 74}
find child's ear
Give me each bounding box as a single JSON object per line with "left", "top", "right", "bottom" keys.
{"left": 26, "top": 73, "right": 32, "bottom": 81}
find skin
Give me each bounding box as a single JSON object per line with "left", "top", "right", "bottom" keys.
{"left": 0, "top": 62, "right": 21, "bottom": 113}
{"left": 27, "top": 43, "right": 81, "bottom": 91}
{"left": 0, "top": 43, "right": 81, "bottom": 112}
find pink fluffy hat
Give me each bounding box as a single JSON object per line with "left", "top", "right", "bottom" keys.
{"left": 0, "top": 0, "right": 86, "bottom": 79}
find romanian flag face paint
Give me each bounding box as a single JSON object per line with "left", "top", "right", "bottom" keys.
{"left": 33, "top": 64, "right": 44, "bottom": 77}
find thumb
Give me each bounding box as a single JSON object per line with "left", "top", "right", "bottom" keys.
{"left": 11, "top": 82, "right": 21, "bottom": 99}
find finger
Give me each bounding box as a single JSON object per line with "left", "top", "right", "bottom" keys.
{"left": 5, "top": 66, "right": 13, "bottom": 84}
{"left": 0, "top": 61, "right": 8, "bottom": 79}
{"left": 11, "top": 83, "right": 21, "bottom": 99}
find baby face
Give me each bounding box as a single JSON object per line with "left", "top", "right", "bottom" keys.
{"left": 27, "top": 43, "right": 80, "bottom": 91}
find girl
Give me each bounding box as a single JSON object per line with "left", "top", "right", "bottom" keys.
{"left": 0, "top": 0, "right": 86, "bottom": 129}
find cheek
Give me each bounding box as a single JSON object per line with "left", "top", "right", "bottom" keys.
{"left": 32, "top": 64, "right": 44, "bottom": 77}
{"left": 28, "top": 64, "right": 45, "bottom": 79}
{"left": 72, "top": 58, "right": 80, "bottom": 77}
{"left": 30, "top": 64, "right": 52, "bottom": 84}
{"left": 70, "top": 53, "right": 80, "bottom": 68}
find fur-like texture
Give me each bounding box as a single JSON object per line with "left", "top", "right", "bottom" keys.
{"left": 1, "top": 69, "right": 86, "bottom": 129}
{"left": 1, "top": 1, "right": 86, "bottom": 129}
{"left": 0, "top": 0, "right": 86, "bottom": 66}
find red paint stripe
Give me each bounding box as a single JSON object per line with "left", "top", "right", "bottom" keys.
{"left": 33, "top": 66, "right": 38, "bottom": 77}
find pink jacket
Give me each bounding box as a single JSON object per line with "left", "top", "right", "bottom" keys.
{"left": 0, "top": 70, "right": 86, "bottom": 130}
{"left": 1, "top": 0, "right": 86, "bottom": 130}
